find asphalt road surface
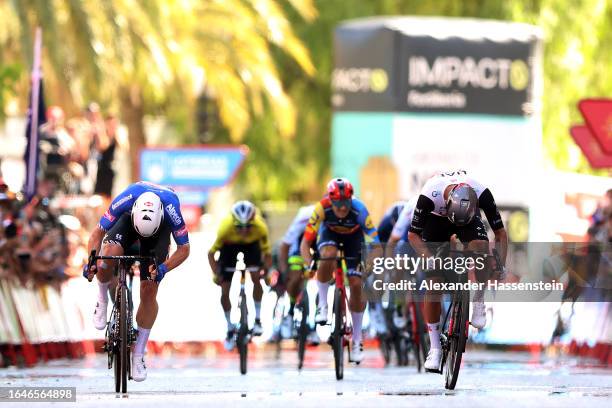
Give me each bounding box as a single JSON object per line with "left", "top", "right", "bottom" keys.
{"left": 0, "top": 347, "right": 609, "bottom": 407}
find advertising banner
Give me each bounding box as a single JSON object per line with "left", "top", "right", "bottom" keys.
{"left": 139, "top": 146, "right": 248, "bottom": 189}
{"left": 333, "top": 17, "right": 541, "bottom": 116}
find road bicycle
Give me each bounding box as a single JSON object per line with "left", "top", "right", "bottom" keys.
{"left": 318, "top": 243, "right": 357, "bottom": 380}
{"left": 86, "top": 250, "right": 158, "bottom": 393}
{"left": 430, "top": 247, "right": 502, "bottom": 389}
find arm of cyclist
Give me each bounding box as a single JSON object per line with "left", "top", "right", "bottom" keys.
{"left": 407, "top": 194, "right": 435, "bottom": 259}
{"left": 150, "top": 243, "right": 190, "bottom": 282}
{"left": 208, "top": 250, "right": 220, "bottom": 284}
{"left": 278, "top": 241, "right": 290, "bottom": 275}
{"left": 300, "top": 204, "right": 324, "bottom": 266}
{"left": 355, "top": 201, "right": 382, "bottom": 271}
{"left": 478, "top": 188, "right": 508, "bottom": 277}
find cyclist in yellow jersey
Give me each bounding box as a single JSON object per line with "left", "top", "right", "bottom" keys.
{"left": 208, "top": 201, "right": 272, "bottom": 350}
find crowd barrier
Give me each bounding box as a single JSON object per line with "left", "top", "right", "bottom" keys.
{"left": 0, "top": 278, "right": 97, "bottom": 367}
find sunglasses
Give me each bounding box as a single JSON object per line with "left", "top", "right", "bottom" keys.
{"left": 234, "top": 223, "right": 252, "bottom": 230}
{"left": 331, "top": 199, "right": 352, "bottom": 209}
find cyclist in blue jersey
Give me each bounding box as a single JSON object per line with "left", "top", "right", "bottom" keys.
{"left": 377, "top": 201, "right": 407, "bottom": 243}
{"left": 83, "top": 181, "right": 190, "bottom": 382}
{"left": 300, "top": 178, "right": 381, "bottom": 363}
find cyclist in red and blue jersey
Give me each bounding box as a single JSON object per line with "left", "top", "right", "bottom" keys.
{"left": 83, "top": 181, "right": 190, "bottom": 382}
{"left": 300, "top": 177, "right": 380, "bottom": 364}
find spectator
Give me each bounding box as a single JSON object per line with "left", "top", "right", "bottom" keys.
{"left": 18, "top": 195, "right": 68, "bottom": 286}
{"left": 65, "top": 117, "right": 90, "bottom": 194}
{"left": 82, "top": 102, "right": 108, "bottom": 195}
{"left": 94, "top": 114, "right": 120, "bottom": 208}
{"left": 0, "top": 180, "right": 21, "bottom": 279}
{"left": 38, "top": 106, "right": 75, "bottom": 194}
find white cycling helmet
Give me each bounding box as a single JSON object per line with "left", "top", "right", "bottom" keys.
{"left": 231, "top": 200, "right": 256, "bottom": 226}
{"left": 131, "top": 192, "right": 164, "bottom": 237}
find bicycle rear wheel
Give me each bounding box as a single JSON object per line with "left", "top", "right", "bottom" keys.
{"left": 118, "top": 284, "right": 129, "bottom": 393}
{"left": 332, "top": 287, "right": 344, "bottom": 380}
{"left": 238, "top": 292, "right": 249, "bottom": 375}
{"left": 444, "top": 290, "right": 469, "bottom": 389}
{"left": 297, "top": 290, "right": 309, "bottom": 370}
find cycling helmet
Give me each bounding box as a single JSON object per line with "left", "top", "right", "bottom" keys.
{"left": 446, "top": 183, "right": 478, "bottom": 226}
{"left": 131, "top": 192, "right": 164, "bottom": 237}
{"left": 231, "top": 200, "right": 256, "bottom": 226}
{"left": 326, "top": 178, "right": 353, "bottom": 207}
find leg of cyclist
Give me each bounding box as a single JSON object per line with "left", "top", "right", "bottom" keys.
{"left": 131, "top": 223, "right": 170, "bottom": 382}
{"left": 93, "top": 214, "right": 136, "bottom": 330}
{"left": 214, "top": 244, "right": 240, "bottom": 350}
{"left": 316, "top": 244, "right": 336, "bottom": 324}
{"left": 345, "top": 232, "right": 368, "bottom": 363}
{"left": 284, "top": 256, "right": 304, "bottom": 338}
{"left": 457, "top": 217, "right": 490, "bottom": 329}
{"left": 409, "top": 216, "right": 452, "bottom": 372}
{"left": 249, "top": 267, "right": 264, "bottom": 336}
{"left": 348, "top": 273, "right": 365, "bottom": 363}
{"left": 241, "top": 241, "right": 265, "bottom": 336}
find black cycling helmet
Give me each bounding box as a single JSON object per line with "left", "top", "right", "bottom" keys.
{"left": 446, "top": 183, "right": 478, "bottom": 226}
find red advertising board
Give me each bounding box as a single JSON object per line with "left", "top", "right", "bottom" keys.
{"left": 578, "top": 99, "right": 612, "bottom": 154}
{"left": 570, "top": 125, "right": 612, "bottom": 168}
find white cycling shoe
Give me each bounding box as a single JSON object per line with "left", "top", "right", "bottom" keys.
{"left": 424, "top": 348, "right": 443, "bottom": 372}
{"left": 252, "top": 319, "right": 264, "bottom": 336}
{"left": 350, "top": 341, "right": 364, "bottom": 364}
{"left": 93, "top": 301, "right": 108, "bottom": 330}
{"left": 471, "top": 302, "right": 487, "bottom": 329}
{"left": 307, "top": 330, "right": 321, "bottom": 346}
{"left": 224, "top": 328, "right": 236, "bottom": 351}
{"left": 280, "top": 315, "right": 294, "bottom": 339}
{"left": 315, "top": 305, "right": 328, "bottom": 324}
{"left": 131, "top": 354, "right": 147, "bottom": 382}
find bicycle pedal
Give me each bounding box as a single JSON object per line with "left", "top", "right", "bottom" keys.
{"left": 425, "top": 367, "right": 443, "bottom": 374}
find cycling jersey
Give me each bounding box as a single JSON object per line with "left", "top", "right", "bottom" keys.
{"left": 211, "top": 212, "right": 271, "bottom": 255}
{"left": 282, "top": 205, "right": 315, "bottom": 256}
{"left": 377, "top": 201, "right": 407, "bottom": 242}
{"left": 409, "top": 169, "right": 504, "bottom": 236}
{"left": 303, "top": 197, "right": 379, "bottom": 243}
{"left": 98, "top": 181, "right": 189, "bottom": 245}
{"left": 390, "top": 197, "right": 418, "bottom": 241}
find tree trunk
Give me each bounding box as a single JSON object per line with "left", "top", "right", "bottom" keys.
{"left": 119, "top": 85, "right": 146, "bottom": 182}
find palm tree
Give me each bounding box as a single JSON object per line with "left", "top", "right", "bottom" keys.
{"left": 2, "top": 0, "right": 316, "bottom": 179}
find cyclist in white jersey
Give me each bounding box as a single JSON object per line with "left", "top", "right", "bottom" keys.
{"left": 407, "top": 170, "right": 508, "bottom": 372}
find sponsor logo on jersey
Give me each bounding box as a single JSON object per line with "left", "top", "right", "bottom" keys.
{"left": 111, "top": 194, "right": 133, "bottom": 210}
{"left": 175, "top": 226, "right": 188, "bottom": 237}
{"left": 165, "top": 203, "right": 182, "bottom": 226}
{"left": 144, "top": 201, "right": 153, "bottom": 207}
{"left": 439, "top": 170, "right": 467, "bottom": 178}
{"left": 103, "top": 210, "right": 115, "bottom": 222}
{"left": 432, "top": 190, "right": 440, "bottom": 197}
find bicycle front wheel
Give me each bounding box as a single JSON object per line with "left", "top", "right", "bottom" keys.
{"left": 332, "top": 287, "right": 344, "bottom": 380}
{"left": 238, "top": 293, "right": 249, "bottom": 375}
{"left": 118, "top": 284, "right": 129, "bottom": 393}
{"left": 297, "top": 290, "right": 309, "bottom": 370}
{"left": 444, "top": 290, "right": 469, "bottom": 389}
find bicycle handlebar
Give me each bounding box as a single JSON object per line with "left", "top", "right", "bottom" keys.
{"left": 86, "top": 250, "right": 159, "bottom": 282}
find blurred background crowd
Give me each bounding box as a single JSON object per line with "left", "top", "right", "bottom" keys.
{"left": 0, "top": 101, "right": 126, "bottom": 289}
